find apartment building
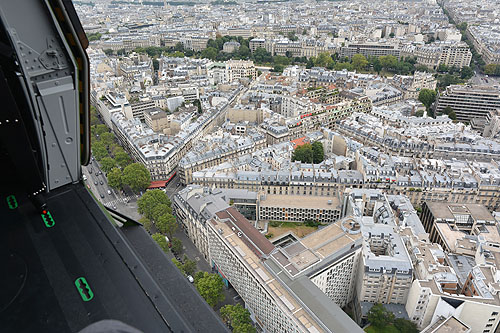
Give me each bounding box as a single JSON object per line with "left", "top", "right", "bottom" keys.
{"left": 180, "top": 36, "right": 209, "bottom": 51}
{"left": 144, "top": 108, "right": 170, "bottom": 132}
{"left": 225, "top": 60, "right": 257, "bottom": 82}
{"left": 435, "top": 85, "right": 500, "bottom": 122}
{"left": 415, "top": 43, "right": 472, "bottom": 69}
{"left": 281, "top": 95, "right": 311, "bottom": 118}
{"left": 466, "top": 25, "right": 500, "bottom": 65}
{"left": 178, "top": 131, "right": 266, "bottom": 185}
{"left": 107, "top": 85, "right": 242, "bottom": 181}
{"left": 344, "top": 192, "right": 414, "bottom": 305}
{"left": 392, "top": 71, "right": 437, "bottom": 100}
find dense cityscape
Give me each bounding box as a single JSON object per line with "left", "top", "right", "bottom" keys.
{"left": 75, "top": 0, "right": 500, "bottom": 332}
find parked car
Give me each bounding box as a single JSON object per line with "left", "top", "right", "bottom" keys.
{"left": 107, "top": 190, "right": 111, "bottom": 195}
{"left": 187, "top": 275, "right": 194, "bottom": 283}
{"left": 100, "top": 194, "right": 104, "bottom": 198}
{"left": 94, "top": 181, "right": 98, "bottom": 185}
{"left": 100, "top": 180, "right": 104, "bottom": 185}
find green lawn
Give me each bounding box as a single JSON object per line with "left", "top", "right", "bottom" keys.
{"left": 364, "top": 324, "right": 399, "bottom": 333}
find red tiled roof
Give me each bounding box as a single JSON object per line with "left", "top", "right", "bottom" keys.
{"left": 290, "top": 136, "right": 308, "bottom": 149}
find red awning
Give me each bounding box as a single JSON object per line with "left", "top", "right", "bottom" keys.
{"left": 148, "top": 180, "right": 167, "bottom": 189}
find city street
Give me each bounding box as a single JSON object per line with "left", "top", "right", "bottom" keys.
{"left": 82, "top": 158, "right": 140, "bottom": 220}
{"left": 84, "top": 161, "right": 243, "bottom": 310}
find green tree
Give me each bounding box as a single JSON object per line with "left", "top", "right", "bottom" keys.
{"left": 139, "top": 217, "right": 153, "bottom": 233}
{"left": 273, "top": 55, "right": 290, "bottom": 66}
{"left": 91, "top": 141, "right": 108, "bottom": 161}
{"left": 201, "top": 47, "right": 218, "bottom": 60}
{"left": 195, "top": 272, "right": 225, "bottom": 308}
{"left": 183, "top": 255, "right": 197, "bottom": 276}
{"left": 448, "top": 110, "right": 457, "bottom": 120}
{"left": 483, "top": 64, "right": 497, "bottom": 75}
{"left": 418, "top": 88, "right": 437, "bottom": 111}
{"left": 151, "top": 203, "right": 173, "bottom": 222}
{"left": 94, "top": 124, "right": 109, "bottom": 137}
{"left": 253, "top": 47, "right": 272, "bottom": 63}
{"left": 394, "top": 318, "right": 418, "bottom": 333}
{"left": 273, "top": 64, "right": 284, "bottom": 73}
{"left": 174, "top": 42, "right": 184, "bottom": 52}
{"left": 137, "top": 189, "right": 171, "bottom": 220}
{"left": 315, "top": 52, "right": 333, "bottom": 68}
{"left": 171, "top": 51, "right": 185, "bottom": 58}
{"left": 114, "top": 150, "right": 131, "bottom": 169}
{"left": 122, "top": 163, "right": 151, "bottom": 192}
{"left": 415, "top": 110, "right": 425, "bottom": 117}
{"left": 306, "top": 57, "right": 315, "bottom": 69}
{"left": 443, "top": 106, "right": 453, "bottom": 115}
{"left": 389, "top": 32, "right": 395, "bottom": 38}
{"left": 221, "top": 304, "right": 255, "bottom": 332}
{"left": 292, "top": 143, "right": 314, "bottom": 163}
{"left": 287, "top": 31, "right": 298, "bottom": 41}
{"left": 156, "top": 213, "right": 177, "bottom": 240}
{"left": 171, "top": 237, "right": 183, "bottom": 254}
{"left": 152, "top": 233, "right": 169, "bottom": 252}
{"left": 312, "top": 141, "right": 324, "bottom": 164}
{"left": 380, "top": 55, "right": 397, "bottom": 70}
{"left": 233, "top": 323, "right": 256, "bottom": 333}
{"left": 367, "top": 303, "right": 395, "bottom": 329}
{"left": 238, "top": 45, "right": 250, "bottom": 58}
{"left": 172, "top": 258, "right": 184, "bottom": 273}
{"left": 107, "top": 167, "right": 123, "bottom": 189}
{"left": 352, "top": 54, "right": 368, "bottom": 71}
{"left": 460, "top": 66, "right": 474, "bottom": 79}
{"left": 100, "top": 157, "right": 117, "bottom": 173}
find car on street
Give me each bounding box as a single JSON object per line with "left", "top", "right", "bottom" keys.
{"left": 94, "top": 181, "right": 98, "bottom": 185}
{"left": 112, "top": 205, "right": 117, "bottom": 210}
{"left": 176, "top": 183, "right": 180, "bottom": 187}
{"left": 100, "top": 180, "right": 104, "bottom": 185}
{"left": 100, "top": 194, "right": 104, "bottom": 199}
{"left": 98, "top": 171, "right": 102, "bottom": 175}
{"left": 83, "top": 175, "right": 87, "bottom": 181}
{"left": 187, "top": 275, "right": 194, "bottom": 283}
{"left": 95, "top": 172, "right": 98, "bottom": 176}
{"left": 107, "top": 190, "right": 111, "bottom": 195}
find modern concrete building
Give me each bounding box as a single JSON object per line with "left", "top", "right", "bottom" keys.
{"left": 207, "top": 207, "right": 364, "bottom": 332}
{"left": 435, "top": 85, "right": 500, "bottom": 122}
{"left": 420, "top": 202, "right": 499, "bottom": 253}
{"left": 340, "top": 43, "right": 401, "bottom": 59}
{"left": 174, "top": 184, "right": 364, "bottom": 332}
{"left": 258, "top": 194, "right": 342, "bottom": 224}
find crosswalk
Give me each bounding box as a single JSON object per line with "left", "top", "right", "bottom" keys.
{"left": 103, "top": 194, "right": 137, "bottom": 208}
